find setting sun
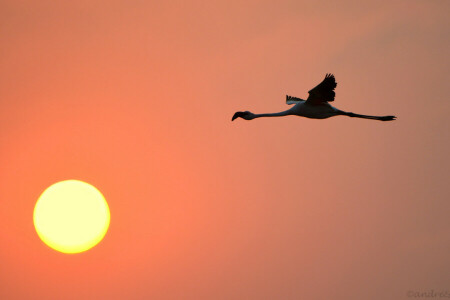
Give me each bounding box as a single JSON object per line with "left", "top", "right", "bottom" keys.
{"left": 33, "top": 180, "right": 110, "bottom": 254}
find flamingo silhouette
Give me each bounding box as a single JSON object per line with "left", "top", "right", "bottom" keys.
{"left": 232, "top": 74, "right": 396, "bottom": 122}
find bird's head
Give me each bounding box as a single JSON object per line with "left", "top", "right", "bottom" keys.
{"left": 232, "top": 111, "right": 256, "bottom": 121}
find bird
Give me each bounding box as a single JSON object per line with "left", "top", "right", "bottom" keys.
{"left": 232, "top": 74, "right": 396, "bottom": 122}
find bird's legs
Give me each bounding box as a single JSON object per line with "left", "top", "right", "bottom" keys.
{"left": 339, "top": 111, "right": 396, "bottom": 121}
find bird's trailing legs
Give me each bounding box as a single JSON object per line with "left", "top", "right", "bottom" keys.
{"left": 338, "top": 111, "right": 396, "bottom": 121}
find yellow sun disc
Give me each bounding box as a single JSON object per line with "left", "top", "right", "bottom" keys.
{"left": 33, "top": 180, "right": 110, "bottom": 254}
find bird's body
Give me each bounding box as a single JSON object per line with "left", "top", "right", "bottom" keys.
{"left": 232, "top": 74, "right": 396, "bottom": 122}
{"left": 289, "top": 101, "right": 339, "bottom": 119}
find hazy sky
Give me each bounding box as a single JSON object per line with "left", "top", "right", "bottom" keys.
{"left": 0, "top": 1, "right": 449, "bottom": 299}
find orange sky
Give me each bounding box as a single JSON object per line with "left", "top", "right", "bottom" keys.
{"left": 0, "top": 1, "right": 449, "bottom": 299}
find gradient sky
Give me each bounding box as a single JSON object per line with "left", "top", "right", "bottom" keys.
{"left": 0, "top": 1, "right": 449, "bottom": 299}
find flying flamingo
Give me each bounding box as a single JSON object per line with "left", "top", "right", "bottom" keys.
{"left": 232, "top": 74, "right": 396, "bottom": 122}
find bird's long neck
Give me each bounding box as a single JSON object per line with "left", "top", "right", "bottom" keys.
{"left": 253, "top": 110, "right": 292, "bottom": 119}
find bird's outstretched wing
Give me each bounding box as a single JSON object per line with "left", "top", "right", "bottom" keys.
{"left": 286, "top": 95, "right": 303, "bottom": 105}
{"left": 305, "top": 73, "right": 337, "bottom": 105}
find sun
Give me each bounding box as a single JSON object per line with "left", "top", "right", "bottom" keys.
{"left": 33, "top": 180, "right": 110, "bottom": 254}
